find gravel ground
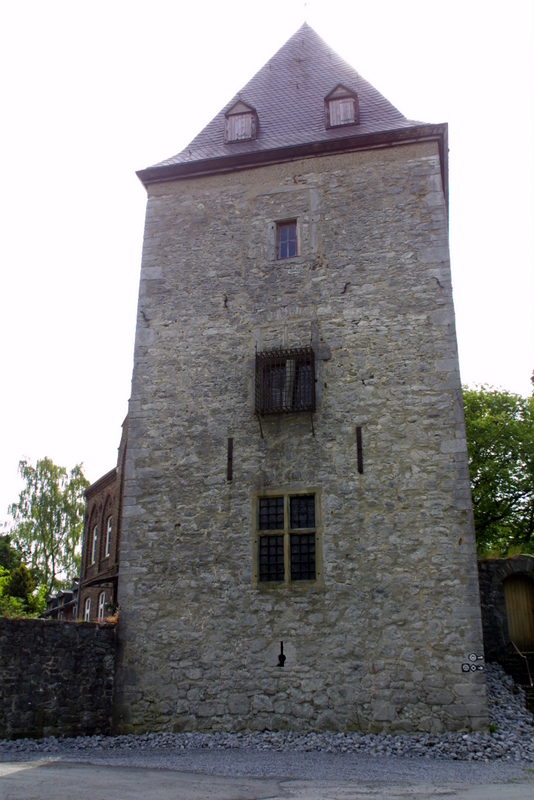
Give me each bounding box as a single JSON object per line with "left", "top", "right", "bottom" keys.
{"left": 1, "top": 662, "right": 533, "bottom": 782}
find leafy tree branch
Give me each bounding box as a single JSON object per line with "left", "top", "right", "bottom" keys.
{"left": 464, "top": 385, "right": 534, "bottom": 556}
{"left": 8, "top": 458, "right": 89, "bottom": 596}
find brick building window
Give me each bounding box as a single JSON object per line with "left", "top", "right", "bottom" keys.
{"left": 98, "top": 592, "right": 106, "bottom": 621}
{"left": 105, "top": 516, "right": 112, "bottom": 558}
{"left": 277, "top": 221, "right": 297, "bottom": 259}
{"left": 91, "top": 526, "right": 98, "bottom": 564}
{"left": 253, "top": 491, "right": 320, "bottom": 585}
{"left": 255, "top": 347, "right": 315, "bottom": 416}
{"left": 84, "top": 597, "right": 91, "bottom": 621}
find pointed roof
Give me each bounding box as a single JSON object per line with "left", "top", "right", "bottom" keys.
{"left": 138, "top": 23, "right": 447, "bottom": 189}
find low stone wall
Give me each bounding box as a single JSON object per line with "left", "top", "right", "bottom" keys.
{"left": 0, "top": 618, "right": 116, "bottom": 740}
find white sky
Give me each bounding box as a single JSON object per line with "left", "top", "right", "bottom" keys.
{"left": 0, "top": 0, "right": 532, "bottom": 523}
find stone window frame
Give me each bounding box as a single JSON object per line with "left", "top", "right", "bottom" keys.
{"left": 105, "top": 516, "right": 112, "bottom": 558}
{"left": 251, "top": 487, "right": 323, "bottom": 589}
{"left": 266, "top": 216, "right": 305, "bottom": 262}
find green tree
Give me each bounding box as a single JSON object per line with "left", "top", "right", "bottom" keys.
{"left": 0, "top": 565, "right": 46, "bottom": 617}
{"left": 463, "top": 386, "right": 534, "bottom": 556}
{"left": 6, "top": 563, "right": 35, "bottom": 603}
{"left": 8, "top": 458, "right": 89, "bottom": 595}
{"left": 0, "top": 534, "right": 22, "bottom": 572}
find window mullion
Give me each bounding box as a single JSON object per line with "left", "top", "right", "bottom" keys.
{"left": 284, "top": 493, "right": 290, "bottom": 583}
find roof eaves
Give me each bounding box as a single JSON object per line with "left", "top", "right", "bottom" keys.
{"left": 137, "top": 122, "right": 449, "bottom": 208}
{"left": 84, "top": 468, "right": 117, "bottom": 499}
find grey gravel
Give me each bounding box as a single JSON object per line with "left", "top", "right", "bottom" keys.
{"left": 1, "top": 662, "right": 533, "bottom": 770}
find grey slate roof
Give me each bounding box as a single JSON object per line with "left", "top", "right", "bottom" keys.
{"left": 151, "top": 23, "right": 421, "bottom": 170}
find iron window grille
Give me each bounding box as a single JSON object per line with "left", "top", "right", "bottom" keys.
{"left": 255, "top": 347, "right": 315, "bottom": 416}
{"left": 258, "top": 494, "right": 316, "bottom": 583}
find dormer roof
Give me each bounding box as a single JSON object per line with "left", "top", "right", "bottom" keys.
{"left": 138, "top": 23, "right": 446, "bottom": 189}
{"left": 225, "top": 100, "right": 256, "bottom": 117}
{"left": 324, "top": 83, "right": 358, "bottom": 102}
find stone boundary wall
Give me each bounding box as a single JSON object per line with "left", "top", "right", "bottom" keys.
{"left": 0, "top": 618, "right": 116, "bottom": 740}
{"left": 478, "top": 555, "right": 534, "bottom": 661}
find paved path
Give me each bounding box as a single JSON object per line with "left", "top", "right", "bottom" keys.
{"left": 1, "top": 758, "right": 534, "bottom": 800}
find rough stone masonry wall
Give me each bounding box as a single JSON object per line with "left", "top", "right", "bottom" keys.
{"left": 115, "top": 141, "right": 487, "bottom": 735}
{"left": 0, "top": 618, "right": 115, "bottom": 739}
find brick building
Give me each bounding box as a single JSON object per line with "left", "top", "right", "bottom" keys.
{"left": 114, "top": 24, "right": 487, "bottom": 734}
{"left": 78, "top": 417, "right": 127, "bottom": 622}
{"left": 42, "top": 581, "right": 78, "bottom": 621}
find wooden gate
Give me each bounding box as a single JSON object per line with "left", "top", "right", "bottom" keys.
{"left": 504, "top": 574, "right": 534, "bottom": 651}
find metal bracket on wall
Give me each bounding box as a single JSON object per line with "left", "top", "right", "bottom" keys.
{"left": 356, "top": 426, "right": 363, "bottom": 474}
{"left": 257, "top": 414, "right": 264, "bottom": 439}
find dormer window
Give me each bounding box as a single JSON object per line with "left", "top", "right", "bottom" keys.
{"left": 325, "top": 85, "right": 359, "bottom": 129}
{"left": 224, "top": 100, "right": 258, "bottom": 142}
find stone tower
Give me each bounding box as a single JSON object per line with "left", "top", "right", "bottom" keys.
{"left": 114, "top": 24, "right": 487, "bottom": 734}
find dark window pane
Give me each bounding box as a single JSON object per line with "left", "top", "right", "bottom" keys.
{"left": 290, "top": 533, "right": 316, "bottom": 580}
{"left": 278, "top": 222, "right": 296, "bottom": 259}
{"left": 290, "top": 495, "right": 315, "bottom": 529}
{"left": 264, "top": 363, "right": 286, "bottom": 413}
{"left": 294, "top": 362, "right": 312, "bottom": 407}
{"left": 259, "top": 535, "right": 285, "bottom": 582}
{"left": 259, "top": 497, "right": 284, "bottom": 530}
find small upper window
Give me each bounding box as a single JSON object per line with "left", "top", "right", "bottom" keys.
{"left": 224, "top": 100, "right": 258, "bottom": 142}
{"left": 277, "top": 221, "right": 297, "bottom": 259}
{"left": 324, "top": 84, "right": 359, "bottom": 129}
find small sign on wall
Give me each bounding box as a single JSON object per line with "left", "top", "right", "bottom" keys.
{"left": 462, "top": 653, "right": 485, "bottom": 672}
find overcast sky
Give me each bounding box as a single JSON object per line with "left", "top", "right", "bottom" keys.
{"left": 0, "top": 0, "right": 532, "bottom": 523}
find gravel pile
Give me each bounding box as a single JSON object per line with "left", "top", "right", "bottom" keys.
{"left": 1, "top": 663, "right": 533, "bottom": 763}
